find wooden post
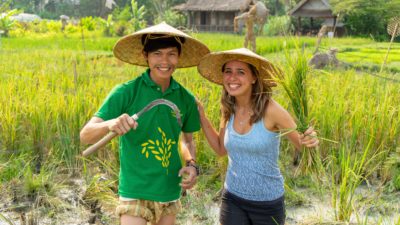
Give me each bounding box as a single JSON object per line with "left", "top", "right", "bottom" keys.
{"left": 381, "top": 23, "right": 398, "bottom": 73}
{"left": 297, "top": 17, "right": 301, "bottom": 35}
{"left": 332, "top": 15, "right": 338, "bottom": 37}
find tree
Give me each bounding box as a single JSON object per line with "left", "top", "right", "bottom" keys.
{"left": 330, "top": 0, "right": 400, "bottom": 38}
{"left": 0, "top": 0, "right": 12, "bottom": 12}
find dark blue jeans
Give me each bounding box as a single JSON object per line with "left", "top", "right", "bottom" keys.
{"left": 220, "top": 190, "right": 285, "bottom": 225}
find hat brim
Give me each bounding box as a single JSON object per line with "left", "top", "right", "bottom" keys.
{"left": 197, "top": 48, "right": 279, "bottom": 85}
{"left": 113, "top": 22, "right": 210, "bottom": 68}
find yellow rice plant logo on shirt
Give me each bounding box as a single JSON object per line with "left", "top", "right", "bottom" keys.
{"left": 141, "top": 127, "right": 176, "bottom": 170}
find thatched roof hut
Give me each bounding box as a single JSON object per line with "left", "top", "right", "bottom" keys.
{"left": 174, "top": 0, "right": 254, "bottom": 32}
{"left": 289, "top": 0, "right": 332, "bottom": 18}
{"left": 288, "top": 0, "right": 344, "bottom": 35}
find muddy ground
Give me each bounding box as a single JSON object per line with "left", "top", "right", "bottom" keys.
{"left": 1, "top": 178, "right": 399, "bottom": 225}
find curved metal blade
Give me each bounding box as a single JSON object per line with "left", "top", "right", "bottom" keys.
{"left": 133, "top": 99, "right": 182, "bottom": 127}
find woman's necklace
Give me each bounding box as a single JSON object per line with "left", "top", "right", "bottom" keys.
{"left": 239, "top": 120, "right": 247, "bottom": 126}
{"left": 237, "top": 108, "right": 253, "bottom": 126}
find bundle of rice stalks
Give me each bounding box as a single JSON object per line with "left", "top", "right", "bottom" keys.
{"left": 275, "top": 42, "right": 322, "bottom": 176}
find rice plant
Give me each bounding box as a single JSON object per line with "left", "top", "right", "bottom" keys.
{"left": 274, "top": 39, "right": 326, "bottom": 177}
{"left": 330, "top": 137, "right": 384, "bottom": 222}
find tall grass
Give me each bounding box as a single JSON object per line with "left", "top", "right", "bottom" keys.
{"left": 330, "top": 137, "right": 383, "bottom": 221}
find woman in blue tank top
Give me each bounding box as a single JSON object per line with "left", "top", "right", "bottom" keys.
{"left": 196, "top": 48, "right": 319, "bottom": 225}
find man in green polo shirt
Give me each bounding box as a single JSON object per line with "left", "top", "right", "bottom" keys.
{"left": 80, "top": 22, "right": 210, "bottom": 225}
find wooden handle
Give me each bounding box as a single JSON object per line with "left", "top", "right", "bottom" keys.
{"left": 82, "top": 131, "right": 118, "bottom": 157}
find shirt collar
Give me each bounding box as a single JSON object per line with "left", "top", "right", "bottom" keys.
{"left": 142, "top": 68, "right": 180, "bottom": 91}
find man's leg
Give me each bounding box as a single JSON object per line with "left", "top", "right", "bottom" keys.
{"left": 121, "top": 215, "right": 147, "bottom": 225}
{"left": 117, "top": 199, "right": 153, "bottom": 225}
{"left": 155, "top": 215, "right": 176, "bottom": 225}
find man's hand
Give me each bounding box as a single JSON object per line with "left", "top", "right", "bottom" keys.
{"left": 108, "top": 113, "right": 138, "bottom": 135}
{"left": 178, "top": 166, "right": 197, "bottom": 190}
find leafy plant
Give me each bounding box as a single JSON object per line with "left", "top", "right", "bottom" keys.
{"left": 130, "top": 0, "right": 146, "bottom": 31}
{"left": 154, "top": 9, "right": 185, "bottom": 27}
{"left": 98, "top": 14, "right": 114, "bottom": 37}
{"left": 264, "top": 15, "right": 293, "bottom": 36}
{"left": 151, "top": 0, "right": 185, "bottom": 27}
{"left": 0, "top": 9, "right": 21, "bottom": 37}
{"left": 80, "top": 16, "right": 96, "bottom": 31}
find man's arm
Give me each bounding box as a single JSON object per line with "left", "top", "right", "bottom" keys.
{"left": 179, "top": 132, "right": 198, "bottom": 190}
{"left": 180, "top": 132, "right": 196, "bottom": 162}
{"left": 80, "top": 114, "right": 137, "bottom": 145}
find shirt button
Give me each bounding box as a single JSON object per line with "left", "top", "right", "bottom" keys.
{"left": 157, "top": 88, "right": 160, "bottom": 91}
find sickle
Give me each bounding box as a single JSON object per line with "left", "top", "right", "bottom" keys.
{"left": 82, "top": 99, "right": 182, "bottom": 157}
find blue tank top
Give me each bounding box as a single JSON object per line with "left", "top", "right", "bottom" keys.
{"left": 224, "top": 115, "right": 284, "bottom": 201}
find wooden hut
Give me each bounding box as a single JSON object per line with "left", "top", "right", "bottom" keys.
{"left": 288, "top": 0, "right": 344, "bottom": 36}
{"left": 174, "top": 0, "right": 253, "bottom": 32}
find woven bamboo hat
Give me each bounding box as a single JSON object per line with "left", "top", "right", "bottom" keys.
{"left": 197, "top": 48, "right": 279, "bottom": 85}
{"left": 113, "top": 22, "right": 210, "bottom": 68}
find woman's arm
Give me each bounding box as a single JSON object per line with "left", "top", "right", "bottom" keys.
{"left": 197, "top": 100, "right": 227, "bottom": 157}
{"left": 265, "top": 99, "right": 318, "bottom": 150}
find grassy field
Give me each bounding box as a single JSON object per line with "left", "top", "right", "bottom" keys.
{"left": 0, "top": 32, "right": 399, "bottom": 224}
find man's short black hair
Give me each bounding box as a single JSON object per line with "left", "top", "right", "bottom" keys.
{"left": 141, "top": 34, "right": 185, "bottom": 55}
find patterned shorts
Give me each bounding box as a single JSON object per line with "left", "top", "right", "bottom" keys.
{"left": 115, "top": 199, "right": 181, "bottom": 224}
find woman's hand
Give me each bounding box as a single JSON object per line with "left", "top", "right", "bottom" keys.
{"left": 195, "top": 98, "right": 207, "bottom": 121}
{"left": 300, "top": 127, "right": 319, "bottom": 148}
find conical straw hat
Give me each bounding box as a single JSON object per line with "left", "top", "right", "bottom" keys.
{"left": 113, "top": 22, "right": 210, "bottom": 68}
{"left": 197, "top": 48, "right": 279, "bottom": 85}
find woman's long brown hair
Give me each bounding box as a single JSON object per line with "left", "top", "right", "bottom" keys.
{"left": 221, "top": 63, "right": 272, "bottom": 125}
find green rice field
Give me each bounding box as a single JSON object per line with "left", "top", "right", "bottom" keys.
{"left": 0, "top": 32, "right": 399, "bottom": 224}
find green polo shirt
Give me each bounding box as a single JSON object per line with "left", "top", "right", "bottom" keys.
{"left": 95, "top": 69, "right": 200, "bottom": 202}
